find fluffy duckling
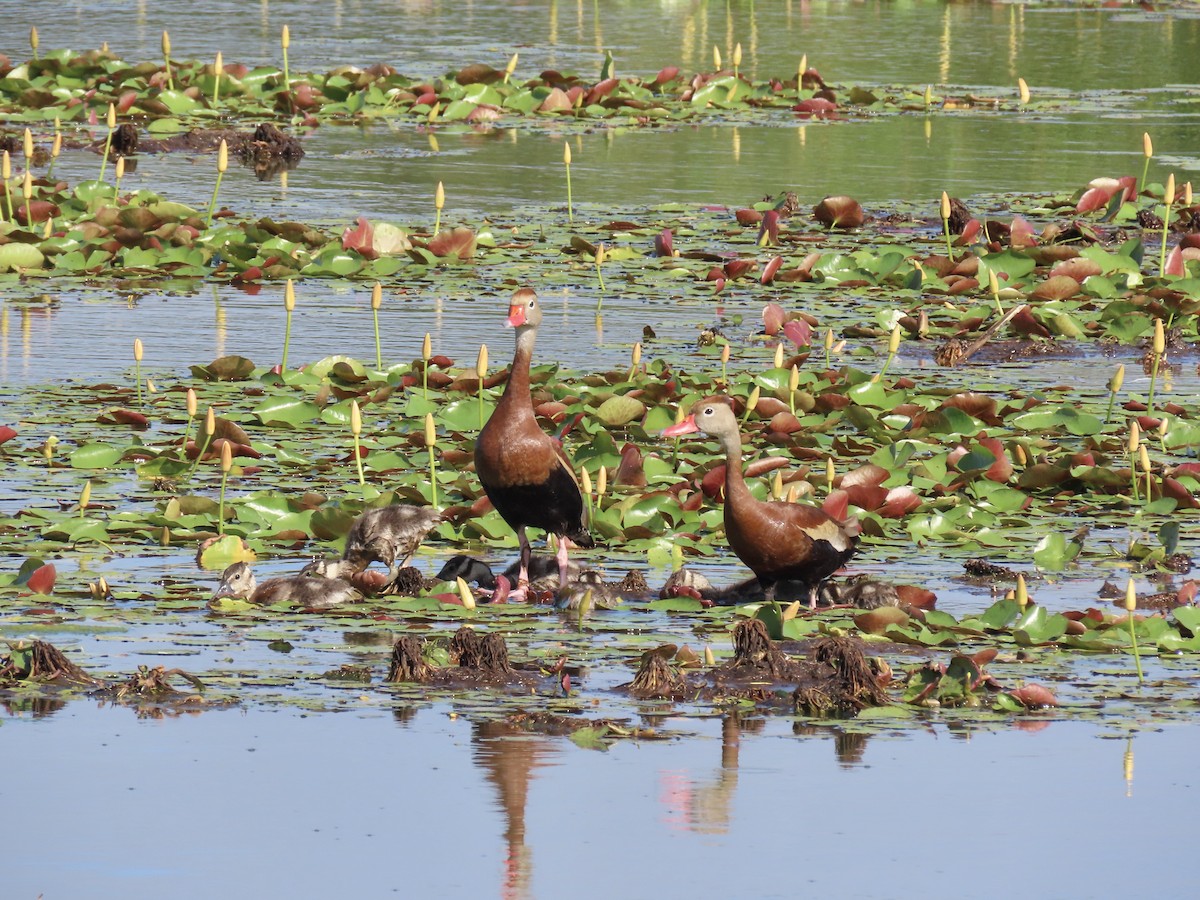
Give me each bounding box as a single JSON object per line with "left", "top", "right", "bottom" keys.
{"left": 307, "top": 504, "right": 441, "bottom": 587}
{"left": 435, "top": 553, "right": 581, "bottom": 596}
{"left": 554, "top": 570, "right": 625, "bottom": 610}
{"left": 212, "top": 561, "right": 362, "bottom": 610}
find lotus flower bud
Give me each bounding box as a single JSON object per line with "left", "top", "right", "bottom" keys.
{"left": 186, "top": 387, "right": 198, "bottom": 417}
{"left": 80, "top": 480, "right": 92, "bottom": 511}
{"left": 350, "top": 400, "right": 362, "bottom": 436}
{"left": 1129, "top": 419, "right": 1140, "bottom": 453}
{"left": 281, "top": 25, "right": 290, "bottom": 49}
{"left": 595, "top": 242, "right": 606, "bottom": 266}
{"left": 746, "top": 385, "right": 760, "bottom": 414}
{"left": 22, "top": 169, "right": 32, "bottom": 200}
{"left": 1109, "top": 364, "right": 1125, "bottom": 393}
{"left": 505, "top": 52, "right": 519, "bottom": 77}
{"left": 23, "top": 128, "right": 33, "bottom": 159}
{"left": 284, "top": 279, "right": 295, "bottom": 312}
{"left": 1015, "top": 573, "right": 1028, "bottom": 608}
{"left": 1185, "top": 182, "right": 1194, "bottom": 207}
{"left": 220, "top": 440, "right": 233, "bottom": 473}
{"left": 888, "top": 325, "right": 901, "bottom": 354}
{"left": 133, "top": 338, "right": 143, "bottom": 361}
{"left": 799, "top": 54, "right": 807, "bottom": 79}
{"left": 215, "top": 51, "right": 224, "bottom": 77}
{"left": 476, "top": 344, "right": 488, "bottom": 379}
{"left": 162, "top": 30, "right": 171, "bottom": 56}
{"left": 371, "top": 282, "right": 382, "bottom": 311}
{"left": 563, "top": 143, "right": 571, "bottom": 166}
{"left": 1166, "top": 173, "right": 1176, "bottom": 205}
{"left": 1143, "top": 132, "right": 1153, "bottom": 159}
{"left": 206, "top": 407, "right": 216, "bottom": 438}
{"left": 2, "top": 150, "right": 10, "bottom": 180}
{"left": 581, "top": 466, "right": 592, "bottom": 495}
{"left": 422, "top": 332, "right": 431, "bottom": 361}
{"left": 51, "top": 132, "right": 62, "bottom": 159}
{"left": 923, "top": 84, "right": 932, "bottom": 106}
{"left": 631, "top": 342, "right": 641, "bottom": 367}
{"left": 713, "top": 45, "right": 722, "bottom": 70}
{"left": 115, "top": 156, "right": 125, "bottom": 180}
{"left": 773, "top": 343, "right": 784, "bottom": 369}
{"left": 704, "top": 646, "right": 715, "bottom": 666}
{"left": 826, "top": 457, "right": 835, "bottom": 490}
{"left": 217, "top": 139, "right": 228, "bottom": 174}
{"left": 988, "top": 270, "right": 999, "bottom": 295}
{"left": 30, "top": 26, "right": 38, "bottom": 53}
{"left": 772, "top": 470, "right": 783, "bottom": 499}
{"left": 733, "top": 43, "right": 742, "bottom": 68}
{"left": 721, "top": 344, "right": 730, "bottom": 365}
{"left": 789, "top": 364, "right": 799, "bottom": 392}
{"left": 107, "top": 103, "right": 116, "bottom": 129}
{"left": 435, "top": 181, "right": 445, "bottom": 211}
{"left": 1017, "top": 77, "right": 1030, "bottom": 104}
{"left": 596, "top": 464, "right": 607, "bottom": 498}
{"left": 940, "top": 190, "right": 951, "bottom": 221}
{"left": 1013, "top": 444, "right": 1027, "bottom": 466}
{"left": 457, "top": 577, "right": 475, "bottom": 609}
{"left": 1139, "top": 445, "right": 1151, "bottom": 474}
{"left": 824, "top": 328, "right": 834, "bottom": 351}
{"left": 1153, "top": 318, "right": 1165, "bottom": 355}
{"left": 424, "top": 412, "right": 436, "bottom": 448}
{"left": 1124, "top": 578, "right": 1137, "bottom": 612}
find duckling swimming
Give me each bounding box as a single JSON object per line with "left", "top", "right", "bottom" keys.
{"left": 212, "top": 561, "right": 362, "bottom": 610}
{"left": 435, "top": 553, "right": 581, "bottom": 596}
{"left": 306, "top": 504, "right": 441, "bottom": 588}
{"left": 554, "top": 569, "right": 625, "bottom": 610}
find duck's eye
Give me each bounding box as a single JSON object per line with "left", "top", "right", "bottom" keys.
{"left": 529, "top": 299, "right": 536, "bottom": 307}
{"left": 703, "top": 406, "right": 714, "bottom": 415}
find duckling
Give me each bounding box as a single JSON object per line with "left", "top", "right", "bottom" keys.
{"left": 306, "top": 504, "right": 441, "bottom": 588}
{"left": 435, "top": 553, "right": 581, "bottom": 595}
{"left": 554, "top": 569, "right": 625, "bottom": 610}
{"left": 212, "top": 561, "right": 362, "bottom": 610}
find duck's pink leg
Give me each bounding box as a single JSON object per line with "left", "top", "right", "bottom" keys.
{"left": 556, "top": 535, "right": 571, "bottom": 588}
{"left": 507, "top": 527, "right": 532, "bottom": 603}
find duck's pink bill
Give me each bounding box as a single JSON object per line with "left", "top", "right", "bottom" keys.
{"left": 662, "top": 415, "right": 699, "bottom": 437}
{"left": 505, "top": 304, "right": 526, "bottom": 328}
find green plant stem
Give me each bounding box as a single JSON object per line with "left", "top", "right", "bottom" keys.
{"left": 1130, "top": 460, "right": 1140, "bottom": 503}
{"left": 595, "top": 259, "right": 605, "bottom": 293}
{"left": 134, "top": 359, "right": 143, "bottom": 407}
{"left": 1128, "top": 613, "right": 1144, "bottom": 683}
{"left": 213, "top": 74, "right": 221, "bottom": 106}
{"left": 1147, "top": 353, "right": 1161, "bottom": 414}
{"left": 565, "top": 163, "right": 574, "bottom": 224}
{"left": 434, "top": 208, "right": 441, "bottom": 235}
{"left": 188, "top": 431, "right": 214, "bottom": 480}
{"left": 1159, "top": 201, "right": 1172, "bottom": 276}
{"left": 422, "top": 364, "right": 429, "bottom": 399}
{"left": 283, "top": 49, "right": 290, "bottom": 91}
{"left": 98, "top": 129, "right": 113, "bottom": 182}
{"left": 206, "top": 170, "right": 224, "bottom": 227}
{"left": 217, "top": 469, "right": 229, "bottom": 535}
{"left": 352, "top": 434, "right": 366, "bottom": 487}
{"left": 372, "top": 307, "right": 382, "bottom": 370}
{"left": 877, "top": 349, "right": 897, "bottom": 382}
{"left": 281, "top": 307, "right": 292, "bottom": 371}
{"left": 477, "top": 382, "right": 485, "bottom": 430}
{"left": 1104, "top": 390, "right": 1118, "bottom": 424}
{"left": 164, "top": 52, "right": 174, "bottom": 91}
{"left": 180, "top": 415, "right": 194, "bottom": 454}
{"left": 1139, "top": 156, "right": 1150, "bottom": 198}
{"left": 942, "top": 214, "right": 954, "bottom": 261}
{"left": 427, "top": 447, "right": 438, "bottom": 506}
{"left": 24, "top": 194, "right": 32, "bottom": 229}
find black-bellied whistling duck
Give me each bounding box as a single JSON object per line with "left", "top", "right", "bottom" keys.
{"left": 211, "top": 561, "right": 362, "bottom": 610}
{"left": 664, "top": 396, "right": 858, "bottom": 608}
{"left": 304, "top": 505, "right": 441, "bottom": 586}
{"left": 475, "top": 287, "right": 594, "bottom": 599}
{"left": 435, "top": 553, "right": 581, "bottom": 593}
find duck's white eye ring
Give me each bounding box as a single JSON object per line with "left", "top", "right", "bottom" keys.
{"left": 704, "top": 406, "right": 714, "bottom": 415}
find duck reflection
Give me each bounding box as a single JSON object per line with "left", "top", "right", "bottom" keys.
{"left": 660, "top": 715, "right": 761, "bottom": 834}
{"left": 472, "top": 721, "right": 557, "bottom": 900}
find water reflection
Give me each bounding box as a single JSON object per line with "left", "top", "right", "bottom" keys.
{"left": 472, "top": 721, "right": 557, "bottom": 900}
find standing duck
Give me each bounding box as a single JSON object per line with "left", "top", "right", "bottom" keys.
{"left": 664, "top": 396, "right": 858, "bottom": 608}
{"left": 475, "top": 288, "right": 594, "bottom": 599}
{"left": 211, "top": 561, "right": 362, "bottom": 610}
{"left": 305, "top": 504, "right": 441, "bottom": 587}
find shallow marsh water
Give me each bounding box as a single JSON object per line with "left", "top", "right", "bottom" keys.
{"left": 4, "top": 2, "right": 1200, "bottom": 898}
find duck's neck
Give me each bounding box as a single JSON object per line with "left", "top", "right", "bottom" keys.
{"left": 499, "top": 325, "right": 536, "bottom": 413}
{"left": 720, "top": 430, "right": 753, "bottom": 504}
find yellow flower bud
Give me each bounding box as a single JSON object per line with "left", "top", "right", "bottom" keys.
{"left": 824, "top": 328, "right": 834, "bottom": 351}
{"left": 23, "top": 128, "right": 33, "bottom": 159}
{"left": 186, "top": 387, "right": 198, "bottom": 417}
{"left": 773, "top": 343, "right": 784, "bottom": 369}
{"left": 713, "top": 45, "right": 722, "bottom": 70}
{"left": 1143, "top": 132, "right": 1153, "bottom": 159}
{"left": 799, "top": 54, "right": 808, "bottom": 78}
{"left": 424, "top": 412, "right": 436, "bottom": 448}
{"left": 721, "top": 343, "right": 730, "bottom": 364}
{"left": 115, "top": 156, "right": 125, "bottom": 180}
{"left": 988, "top": 270, "right": 999, "bottom": 295}
{"left": 284, "top": 279, "right": 295, "bottom": 312}
{"left": 220, "top": 439, "right": 233, "bottom": 473}
{"left": 704, "top": 645, "right": 715, "bottom": 666}
{"left": 789, "top": 364, "right": 800, "bottom": 392}
{"left": 80, "top": 480, "right": 92, "bottom": 510}
{"left": 435, "top": 181, "right": 445, "bottom": 210}
{"left": 206, "top": 407, "right": 216, "bottom": 436}
{"left": 1109, "top": 364, "right": 1125, "bottom": 393}
{"left": 476, "top": 344, "right": 488, "bottom": 379}
{"left": 1186, "top": 182, "right": 1194, "bottom": 207}
{"left": 422, "top": 332, "right": 432, "bottom": 361}
{"left": 563, "top": 143, "right": 572, "bottom": 166}
{"left": 596, "top": 464, "right": 607, "bottom": 498}
{"left": 505, "top": 52, "right": 519, "bottom": 76}
{"left": 161, "top": 30, "right": 171, "bottom": 56}
{"left": 2, "top": 150, "right": 10, "bottom": 180}
{"left": 595, "top": 242, "right": 606, "bottom": 266}
{"left": 30, "top": 26, "right": 38, "bottom": 51}
{"left": 1013, "top": 444, "right": 1027, "bottom": 466}
{"left": 106, "top": 103, "right": 116, "bottom": 129}
{"left": 371, "top": 282, "right": 382, "bottom": 311}
{"left": 281, "top": 24, "right": 290, "bottom": 49}
{"left": 631, "top": 342, "right": 642, "bottom": 367}
{"left": 1153, "top": 318, "right": 1165, "bottom": 355}
{"left": 1139, "top": 444, "right": 1151, "bottom": 474}
{"left": 888, "top": 324, "right": 901, "bottom": 354}
{"left": 1129, "top": 419, "right": 1140, "bottom": 453}
{"left": 732, "top": 42, "right": 742, "bottom": 68}
{"left": 923, "top": 84, "right": 932, "bottom": 106}
{"left": 1017, "top": 77, "right": 1030, "bottom": 104}
{"left": 1015, "top": 573, "right": 1028, "bottom": 608}
{"left": 1166, "top": 173, "right": 1176, "bottom": 206}
{"left": 350, "top": 400, "right": 362, "bottom": 436}
{"left": 22, "top": 169, "right": 32, "bottom": 200}
{"left": 826, "top": 457, "right": 835, "bottom": 490}
{"left": 581, "top": 466, "right": 592, "bottom": 495}
{"left": 1124, "top": 578, "right": 1137, "bottom": 612}
{"left": 746, "top": 385, "right": 760, "bottom": 413}
{"left": 940, "top": 190, "right": 951, "bottom": 221}
{"left": 133, "top": 337, "right": 143, "bottom": 361}
{"left": 456, "top": 576, "right": 476, "bottom": 609}
{"left": 51, "top": 133, "right": 62, "bottom": 159}
{"left": 215, "top": 51, "right": 224, "bottom": 76}
{"left": 217, "top": 139, "right": 228, "bottom": 174}
{"left": 772, "top": 470, "right": 783, "bottom": 498}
